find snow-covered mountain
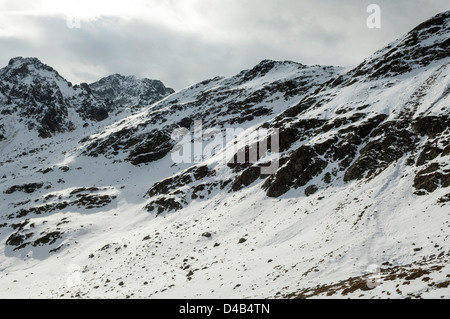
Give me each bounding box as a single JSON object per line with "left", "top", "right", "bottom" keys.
{"left": 81, "top": 60, "right": 342, "bottom": 166}
{"left": 0, "top": 59, "right": 173, "bottom": 140}
{"left": 0, "top": 57, "right": 112, "bottom": 139}
{"left": 89, "top": 74, "right": 174, "bottom": 108}
{"left": 0, "top": 11, "right": 449, "bottom": 299}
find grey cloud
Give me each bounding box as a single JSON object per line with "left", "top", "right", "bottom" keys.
{"left": 0, "top": 0, "right": 448, "bottom": 90}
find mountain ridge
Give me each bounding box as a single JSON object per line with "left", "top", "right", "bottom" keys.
{"left": 0, "top": 10, "right": 449, "bottom": 299}
{"left": 0, "top": 57, "right": 175, "bottom": 139}
{"left": 89, "top": 73, "right": 175, "bottom": 108}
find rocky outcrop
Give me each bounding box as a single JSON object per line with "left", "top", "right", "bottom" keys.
{"left": 0, "top": 57, "right": 111, "bottom": 138}
{"left": 89, "top": 74, "right": 174, "bottom": 107}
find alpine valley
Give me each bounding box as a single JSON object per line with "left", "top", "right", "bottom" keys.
{"left": 0, "top": 11, "right": 449, "bottom": 299}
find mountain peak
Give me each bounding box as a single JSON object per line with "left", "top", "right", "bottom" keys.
{"left": 6, "top": 56, "right": 55, "bottom": 73}
{"left": 343, "top": 10, "right": 450, "bottom": 82}
{"left": 234, "top": 59, "right": 307, "bottom": 85}
{"left": 412, "top": 9, "right": 450, "bottom": 33}
{"left": 8, "top": 56, "right": 42, "bottom": 67}
{"left": 2, "top": 56, "right": 61, "bottom": 82}
{"left": 106, "top": 73, "right": 136, "bottom": 81}
{"left": 89, "top": 74, "right": 174, "bottom": 107}
{"left": 0, "top": 57, "right": 111, "bottom": 138}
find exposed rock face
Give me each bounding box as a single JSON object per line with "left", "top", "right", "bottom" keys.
{"left": 144, "top": 165, "right": 219, "bottom": 215}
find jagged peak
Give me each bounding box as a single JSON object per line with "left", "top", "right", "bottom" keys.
{"left": 412, "top": 10, "right": 450, "bottom": 33}
{"left": 91, "top": 73, "right": 167, "bottom": 87}
{"left": 8, "top": 56, "right": 42, "bottom": 67}
{"left": 336, "top": 10, "right": 450, "bottom": 84}
{"left": 5, "top": 56, "right": 56, "bottom": 73}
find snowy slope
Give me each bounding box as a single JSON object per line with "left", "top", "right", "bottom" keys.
{"left": 0, "top": 11, "right": 449, "bottom": 299}
{"left": 89, "top": 74, "right": 174, "bottom": 108}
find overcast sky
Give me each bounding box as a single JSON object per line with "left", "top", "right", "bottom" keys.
{"left": 0, "top": 0, "right": 448, "bottom": 90}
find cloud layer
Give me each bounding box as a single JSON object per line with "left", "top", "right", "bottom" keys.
{"left": 0, "top": 0, "right": 448, "bottom": 90}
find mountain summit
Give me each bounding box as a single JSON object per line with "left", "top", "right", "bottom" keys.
{"left": 89, "top": 74, "right": 174, "bottom": 108}
{"left": 0, "top": 58, "right": 174, "bottom": 139}
{"left": 347, "top": 10, "right": 449, "bottom": 81}
{"left": 0, "top": 57, "right": 110, "bottom": 138}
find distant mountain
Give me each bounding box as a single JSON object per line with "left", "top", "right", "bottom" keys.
{"left": 89, "top": 74, "right": 174, "bottom": 108}
{"left": 0, "top": 58, "right": 174, "bottom": 139}
{"left": 0, "top": 11, "right": 449, "bottom": 299}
